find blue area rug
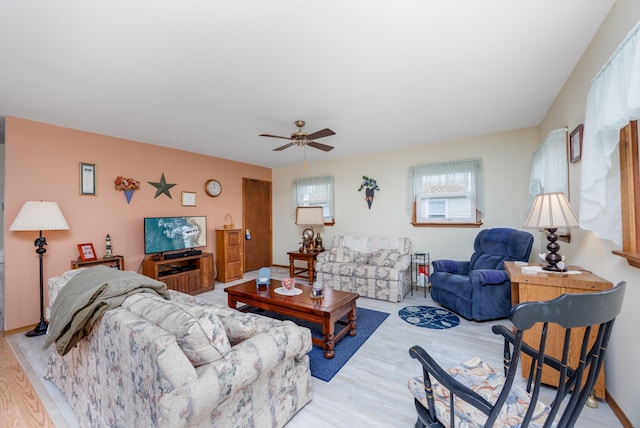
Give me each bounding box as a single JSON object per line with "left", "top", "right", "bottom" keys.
{"left": 398, "top": 305, "right": 460, "bottom": 329}
{"left": 247, "top": 307, "right": 389, "bottom": 381}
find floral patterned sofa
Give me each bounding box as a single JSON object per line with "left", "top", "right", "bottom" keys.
{"left": 315, "top": 235, "right": 412, "bottom": 302}
{"left": 44, "top": 270, "right": 312, "bottom": 428}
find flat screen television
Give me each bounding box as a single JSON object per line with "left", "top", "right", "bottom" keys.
{"left": 144, "top": 216, "right": 207, "bottom": 255}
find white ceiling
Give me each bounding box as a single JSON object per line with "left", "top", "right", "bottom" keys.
{"left": 0, "top": 1, "right": 614, "bottom": 168}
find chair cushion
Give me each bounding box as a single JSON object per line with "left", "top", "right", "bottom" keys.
{"left": 122, "top": 293, "right": 231, "bottom": 366}
{"left": 326, "top": 246, "right": 368, "bottom": 263}
{"left": 369, "top": 249, "right": 402, "bottom": 267}
{"left": 408, "top": 357, "right": 552, "bottom": 428}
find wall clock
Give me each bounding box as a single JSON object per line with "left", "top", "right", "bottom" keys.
{"left": 205, "top": 179, "right": 222, "bottom": 197}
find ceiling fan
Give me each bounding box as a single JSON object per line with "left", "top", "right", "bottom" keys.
{"left": 260, "top": 120, "right": 335, "bottom": 152}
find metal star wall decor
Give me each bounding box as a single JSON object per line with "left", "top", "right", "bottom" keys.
{"left": 148, "top": 173, "right": 176, "bottom": 199}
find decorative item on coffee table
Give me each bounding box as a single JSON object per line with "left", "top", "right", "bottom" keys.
{"left": 311, "top": 280, "right": 324, "bottom": 298}
{"left": 276, "top": 278, "right": 302, "bottom": 296}
{"left": 256, "top": 267, "right": 271, "bottom": 289}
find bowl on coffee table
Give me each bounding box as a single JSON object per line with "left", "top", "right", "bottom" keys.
{"left": 281, "top": 277, "right": 295, "bottom": 291}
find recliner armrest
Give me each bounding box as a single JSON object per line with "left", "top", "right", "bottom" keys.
{"left": 432, "top": 260, "right": 469, "bottom": 274}
{"left": 469, "top": 269, "right": 507, "bottom": 286}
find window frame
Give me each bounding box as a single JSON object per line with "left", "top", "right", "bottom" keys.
{"left": 613, "top": 120, "right": 640, "bottom": 267}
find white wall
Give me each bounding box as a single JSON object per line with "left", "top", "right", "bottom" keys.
{"left": 273, "top": 126, "right": 541, "bottom": 265}
{"left": 540, "top": 0, "right": 640, "bottom": 425}
{"left": 272, "top": 3, "right": 640, "bottom": 424}
{"left": 1, "top": 143, "right": 4, "bottom": 331}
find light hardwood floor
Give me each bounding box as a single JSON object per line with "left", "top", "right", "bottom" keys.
{"left": 0, "top": 332, "right": 55, "bottom": 427}
{"left": 2, "top": 268, "right": 624, "bottom": 427}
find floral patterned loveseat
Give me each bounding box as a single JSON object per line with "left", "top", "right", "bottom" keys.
{"left": 315, "top": 235, "right": 412, "bottom": 302}
{"left": 44, "top": 275, "right": 312, "bottom": 428}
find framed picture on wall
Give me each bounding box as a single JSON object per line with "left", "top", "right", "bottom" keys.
{"left": 78, "top": 243, "right": 97, "bottom": 261}
{"left": 570, "top": 124, "right": 583, "bottom": 163}
{"left": 181, "top": 191, "right": 197, "bottom": 207}
{"left": 80, "top": 162, "right": 97, "bottom": 195}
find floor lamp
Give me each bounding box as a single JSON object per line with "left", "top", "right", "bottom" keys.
{"left": 10, "top": 201, "right": 70, "bottom": 337}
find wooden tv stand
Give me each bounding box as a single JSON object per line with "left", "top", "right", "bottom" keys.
{"left": 142, "top": 252, "right": 214, "bottom": 295}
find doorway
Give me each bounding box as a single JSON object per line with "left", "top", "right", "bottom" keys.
{"left": 242, "top": 178, "right": 272, "bottom": 272}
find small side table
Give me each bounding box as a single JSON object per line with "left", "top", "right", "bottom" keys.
{"left": 411, "top": 252, "right": 430, "bottom": 297}
{"left": 287, "top": 250, "right": 323, "bottom": 285}
{"left": 71, "top": 255, "right": 125, "bottom": 270}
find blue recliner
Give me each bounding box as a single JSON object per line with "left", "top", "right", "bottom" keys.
{"left": 430, "top": 228, "right": 534, "bottom": 321}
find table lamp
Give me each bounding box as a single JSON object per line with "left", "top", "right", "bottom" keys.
{"left": 523, "top": 192, "right": 579, "bottom": 272}
{"left": 295, "top": 206, "right": 324, "bottom": 252}
{"left": 10, "top": 201, "right": 70, "bottom": 337}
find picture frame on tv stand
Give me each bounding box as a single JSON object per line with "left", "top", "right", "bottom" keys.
{"left": 78, "top": 243, "right": 97, "bottom": 261}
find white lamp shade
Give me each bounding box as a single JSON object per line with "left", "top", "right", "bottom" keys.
{"left": 10, "top": 201, "right": 70, "bottom": 231}
{"left": 523, "top": 192, "right": 579, "bottom": 229}
{"left": 295, "top": 206, "right": 324, "bottom": 225}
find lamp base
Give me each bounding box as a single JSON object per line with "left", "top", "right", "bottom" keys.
{"left": 542, "top": 264, "right": 567, "bottom": 272}
{"left": 542, "top": 228, "right": 567, "bottom": 272}
{"left": 25, "top": 320, "right": 48, "bottom": 337}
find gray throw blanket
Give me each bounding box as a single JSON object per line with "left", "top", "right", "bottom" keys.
{"left": 43, "top": 266, "right": 170, "bottom": 356}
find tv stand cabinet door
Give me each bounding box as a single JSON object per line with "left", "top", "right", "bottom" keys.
{"left": 168, "top": 271, "right": 201, "bottom": 294}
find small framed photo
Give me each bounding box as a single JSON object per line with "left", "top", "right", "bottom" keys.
{"left": 570, "top": 124, "right": 584, "bottom": 163}
{"left": 80, "top": 162, "right": 96, "bottom": 195}
{"left": 78, "top": 243, "right": 97, "bottom": 261}
{"left": 181, "top": 191, "right": 197, "bottom": 207}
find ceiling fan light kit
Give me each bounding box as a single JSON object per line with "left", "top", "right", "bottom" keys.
{"left": 260, "top": 120, "right": 336, "bottom": 152}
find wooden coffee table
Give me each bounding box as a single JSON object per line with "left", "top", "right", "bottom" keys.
{"left": 225, "top": 279, "right": 358, "bottom": 359}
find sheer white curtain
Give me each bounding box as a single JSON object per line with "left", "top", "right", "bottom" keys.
{"left": 528, "top": 128, "right": 568, "bottom": 207}
{"left": 407, "top": 158, "right": 483, "bottom": 217}
{"left": 290, "top": 176, "right": 334, "bottom": 220}
{"left": 580, "top": 20, "right": 640, "bottom": 245}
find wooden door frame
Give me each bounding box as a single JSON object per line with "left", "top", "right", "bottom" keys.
{"left": 242, "top": 177, "right": 273, "bottom": 270}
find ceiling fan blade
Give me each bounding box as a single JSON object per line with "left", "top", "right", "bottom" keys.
{"left": 259, "top": 133, "right": 292, "bottom": 140}
{"left": 273, "top": 142, "right": 295, "bottom": 151}
{"left": 306, "top": 128, "right": 335, "bottom": 140}
{"left": 307, "top": 141, "right": 334, "bottom": 152}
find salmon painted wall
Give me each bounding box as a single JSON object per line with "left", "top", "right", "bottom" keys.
{"left": 4, "top": 116, "right": 271, "bottom": 330}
